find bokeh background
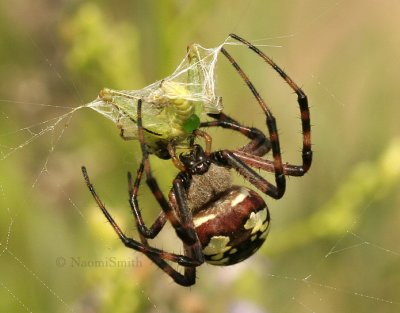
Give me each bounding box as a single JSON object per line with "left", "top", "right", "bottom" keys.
{"left": 1, "top": 1, "right": 400, "bottom": 313}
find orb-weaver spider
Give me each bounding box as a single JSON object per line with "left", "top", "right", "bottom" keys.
{"left": 82, "top": 34, "right": 312, "bottom": 286}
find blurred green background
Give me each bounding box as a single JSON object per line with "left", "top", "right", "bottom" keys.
{"left": 1, "top": 1, "right": 400, "bottom": 313}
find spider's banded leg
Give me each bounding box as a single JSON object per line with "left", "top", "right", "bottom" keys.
{"left": 136, "top": 100, "right": 201, "bottom": 247}
{"left": 172, "top": 176, "right": 204, "bottom": 261}
{"left": 134, "top": 174, "right": 203, "bottom": 286}
{"left": 200, "top": 112, "right": 271, "bottom": 156}
{"left": 127, "top": 164, "right": 167, "bottom": 239}
{"left": 233, "top": 150, "right": 308, "bottom": 177}
{"left": 136, "top": 226, "right": 197, "bottom": 287}
{"left": 215, "top": 150, "right": 285, "bottom": 199}
{"left": 220, "top": 47, "right": 286, "bottom": 198}
{"left": 81, "top": 166, "right": 201, "bottom": 268}
{"left": 140, "top": 252, "right": 197, "bottom": 286}
{"left": 127, "top": 164, "right": 198, "bottom": 286}
{"left": 228, "top": 34, "right": 312, "bottom": 175}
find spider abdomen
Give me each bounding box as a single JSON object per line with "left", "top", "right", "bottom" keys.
{"left": 193, "top": 186, "right": 270, "bottom": 266}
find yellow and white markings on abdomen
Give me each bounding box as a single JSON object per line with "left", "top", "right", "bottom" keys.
{"left": 193, "top": 186, "right": 271, "bottom": 266}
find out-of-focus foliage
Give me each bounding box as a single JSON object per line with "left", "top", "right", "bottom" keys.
{"left": 61, "top": 3, "right": 142, "bottom": 89}
{"left": 270, "top": 138, "right": 400, "bottom": 254}
{"left": 1, "top": 1, "right": 400, "bottom": 313}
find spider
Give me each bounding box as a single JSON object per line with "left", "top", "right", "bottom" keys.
{"left": 81, "top": 34, "right": 312, "bottom": 286}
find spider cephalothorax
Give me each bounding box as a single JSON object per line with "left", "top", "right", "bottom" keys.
{"left": 178, "top": 144, "right": 211, "bottom": 175}
{"left": 82, "top": 34, "right": 312, "bottom": 286}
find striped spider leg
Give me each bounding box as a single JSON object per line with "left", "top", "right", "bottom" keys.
{"left": 203, "top": 34, "right": 312, "bottom": 177}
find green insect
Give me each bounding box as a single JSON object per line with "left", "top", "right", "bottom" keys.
{"left": 87, "top": 43, "right": 222, "bottom": 159}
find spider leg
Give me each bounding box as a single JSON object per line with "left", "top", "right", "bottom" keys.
{"left": 232, "top": 150, "right": 307, "bottom": 177}
{"left": 126, "top": 162, "right": 199, "bottom": 286}
{"left": 135, "top": 225, "right": 197, "bottom": 287}
{"left": 81, "top": 166, "right": 201, "bottom": 267}
{"left": 200, "top": 112, "right": 271, "bottom": 156}
{"left": 134, "top": 174, "right": 202, "bottom": 286}
{"left": 127, "top": 162, "right": 167, "bottom": 239}
{"left": 214, "top": 150, "right": 285, "bottom": 199}
{"left": 227, "top": 33, "right": 312, "bottom": 175}
{"left": 220, "top": 46, "right": 286, "bottom": 198}
{"left": 82, "top": 166, "right": 200, "bottom": 286}
{"left": 172, "top": 175, "right": 205, "bottom": 261}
